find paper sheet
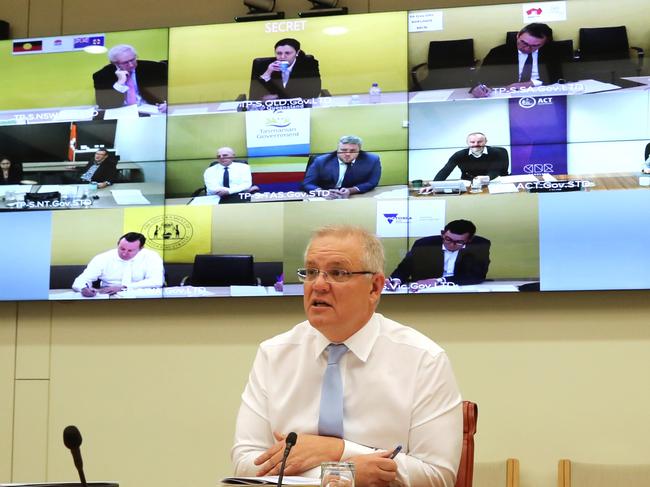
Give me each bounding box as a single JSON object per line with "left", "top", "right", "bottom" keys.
{"left": 189, "top": 195, "right": 221, "bottom": 205}
{"left": 220, "top": 475, "right": 319, "bottom": 485}
{"left": 488, "top": 183, "right": 520, "bottom": 194}
{"left": 110, "top": 189, "right": 150, "bottom": 205}
{"left": 409, "top": 89, "right": 455, "bottom": 103}
{"left": 0, "top": 185, "right": 31, "bottom": 196}
{"left": 373, "top": 187, "right": 410, "bottom": 199}
{"left": 103, "top": 104, "right": 139, "bottom": 120}
{"left": 492, "top": 174, "right": 538, "bottom": 183}
{"left": 38, "top": 185, "right": 75, "bottom": 194}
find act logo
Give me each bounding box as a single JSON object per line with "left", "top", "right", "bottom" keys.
{"left": 518, "top": 97, "right": 537, "bottom": 109}
{"left": 523, "top": 163, "right": 554, "bottom": 174}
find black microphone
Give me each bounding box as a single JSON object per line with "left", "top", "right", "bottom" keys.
{"left": 63, "top": 425, "right": 88, "bottom": 487}
{"left": 276, "top": 432, "right": 298, "bottom": 487}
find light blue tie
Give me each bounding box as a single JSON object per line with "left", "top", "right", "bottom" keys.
{"left": 318, "top": 343, "right": 348, "bottom": 438}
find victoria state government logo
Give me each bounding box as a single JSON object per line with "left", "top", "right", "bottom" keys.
{"left": 141, "top": 214, "right": 193, "bottom": 251}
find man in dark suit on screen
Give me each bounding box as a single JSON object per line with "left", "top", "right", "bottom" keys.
{"left": 93, "top": 44, "right": 168, "bottom": 112}
{"left": 470, "top": 23, "right": 564, "bottom": 98}
{"left": 433, "top": 132, "right": 509, "bottom": 182}
{"left": 249, "top": 38, "right": 321, "bottom": 101}
{"left": 388, "top": 219, "right": 490, "bottom": 289}
{"left": 66, "top": 148, "right": 118, "bottom": 187}
{"left": 302, "top": 135, "right": 382, "bottom": 199}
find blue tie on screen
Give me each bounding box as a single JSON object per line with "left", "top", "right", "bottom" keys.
{"left": 318, "top": 343, "right": 348, "bottom": 438}
{"left": 222, "top": 166, "right": 230, "bottom": 188}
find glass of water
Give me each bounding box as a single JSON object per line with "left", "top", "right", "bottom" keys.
{"left": 321, "top": 462, "right": 355, "bottom": 487}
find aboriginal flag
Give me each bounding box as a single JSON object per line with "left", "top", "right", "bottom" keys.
{"left": 13, "top": 40, "right": 43, "bottom": 53}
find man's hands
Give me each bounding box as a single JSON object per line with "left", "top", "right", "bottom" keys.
{"left": 115, "top": 68, "right": 129, "bottom": 86}
{"left": 469, "top": 83, "right": 491, "bottom": 98}
{"left": 324, "top": 187, "right": 360, "bottom": 200}
{"left": 255, "top": 432, "right": 344, "bottom": 477}
{"left": 80, "top": 285, "right": 124, "bottom": 297}
{"left": 254, "top": 433, "right": 398, "bottom": 487}
{"left": 349, "top": 451, "right": 397, "bottom": 487}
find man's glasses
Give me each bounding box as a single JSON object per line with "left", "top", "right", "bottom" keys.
{"left": 442, "top": 236, "right": 468, "bottom": 246}
{"left": 297, "top": 268, "right": 374, "bottom": 283}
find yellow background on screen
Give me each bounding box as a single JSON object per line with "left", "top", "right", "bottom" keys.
{"left": 1, "top": 29, "right": 168, "bottom": 111}
{"left": 168, "top": 12, "right": 407, "bottom": 104}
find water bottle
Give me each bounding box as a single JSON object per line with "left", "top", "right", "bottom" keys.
{"left": 369, "top": 82, "right": 381, "bottom": 103}
{"left": 88, "top": 182, "right": 98, "bottom": 200}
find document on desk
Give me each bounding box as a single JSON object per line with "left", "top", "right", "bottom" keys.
{"left": 409, "top": 89, "right": 455, "bottom": 103}
{"left": 220, "top": 475, "right": 319, "bottom": 485}
{"left": 488, "top": 183, "right": 519, "bottom": 194}
{"left": 492, "top": 174, "right": 538, "bottom": 183}
{"left": 189, "top": 195, "right": 221, "bottom": 205}
{"left": 111, "top": 189, "right": 150, "bottom": 205}
{"left": 103, "top": 103, "right": 139, "bottom": 120}
{"left": 38, "top": 185, "right": 72, "bottom": 193}
{"left": 0, "top": 184, "right": 31, "bottom": 196}
{"left": 48, "top": 291, "right": 110, "bottom": 300}
{"left": 374, "top": 187, "right": 409, "bottom": 199}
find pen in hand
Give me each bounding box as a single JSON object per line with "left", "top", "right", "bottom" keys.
{"left": 389, "top": 444, "right": 402, "bottom": 459}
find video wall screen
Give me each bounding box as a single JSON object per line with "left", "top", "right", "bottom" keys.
{"left": 0, "top": 2, "right": 649, "bottom": 302}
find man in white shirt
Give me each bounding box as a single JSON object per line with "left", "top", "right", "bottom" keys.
{"left": 72, "top": 232, "right": 164, "bottom": 296}
{"left": 203, "top": 147, "right": 254, "bottom": 204}
{"left": 232, "top": 225, "right": 462, "bottom": 486}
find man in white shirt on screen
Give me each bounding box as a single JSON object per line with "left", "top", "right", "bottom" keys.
{"left": 232, "top": 225, "right": 462, "bottom": 487}
{"left": 203, "top": 147, "right": 255, "bottom": 204}
{"left": 72, "top": 232, "right": 164, "bottom": 296}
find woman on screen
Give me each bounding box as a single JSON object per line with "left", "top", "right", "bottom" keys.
{"left": 0, "top": 157, "right": 23, "bottom": 185}
{"left": 249, "top": 38, "right": 321, "bottom": 101}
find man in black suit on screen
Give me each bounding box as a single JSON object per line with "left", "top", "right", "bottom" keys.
{"left": 388, "top": 219, "right": 491, "bottom": 289}
{"left": 93, "top": 44, "right": 168, "bottom": 112}
{"left": 249, "top": 38, "right": 321, "bottom": 101}
{"left": 470, "top": 23, "right": 564, "bottom": 98}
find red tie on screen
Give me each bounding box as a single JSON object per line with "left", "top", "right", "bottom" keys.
{"left": 125, "top": 72, "right": 137, "bottom": 105}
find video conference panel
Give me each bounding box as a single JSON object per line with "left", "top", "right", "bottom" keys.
{"left": 1, "top": 1, "right": 649, "bottom": 301}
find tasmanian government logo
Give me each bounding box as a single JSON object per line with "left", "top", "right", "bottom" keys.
{"left": 523, "top": 163, "right": 554, "bottom": 174}
{"left": 383, "top": 213, "right": 411, "bottom": 224}
{"left": 264, "top": 109, "right": 291, "bottom": 128}
{"left": 141, "top": 214, "right": 193, "bottom": 251}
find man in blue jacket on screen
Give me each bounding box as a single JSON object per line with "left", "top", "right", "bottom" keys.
{"left": 302, "top": 135, "right": 382, "bottom": 199}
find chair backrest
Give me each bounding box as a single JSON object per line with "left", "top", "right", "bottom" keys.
{"left": 644, "top": 142, "right": 650, "bottom": 161}
{"left": 190, "top": 254, "right": 256, "bottom": 286}
{"left": 455, "top": 400, "right": 478, "bottom": 487}
{"left": 558, "top": 459, "right": 650, "bottom": 487}
{"left": 0, "top": 20, "right": 9, "bottom": 40}
{"left": 474, "top": 459, "right": 520, "bottom": 487}
{"left": 579, "top": 26, "right": 630, "bottom": 61}
{"left": 427, "top": 39, "right": 475, "bottom": 69}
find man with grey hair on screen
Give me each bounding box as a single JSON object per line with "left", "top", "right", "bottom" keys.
{"left": 302, "top": 135, "right": 382, "bottom": 199}
{"left": 232, "top": 225, "right": 462, "bottom": 486}
{"left": 93, "top": 44, "right": 168, "bottom": 112}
